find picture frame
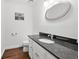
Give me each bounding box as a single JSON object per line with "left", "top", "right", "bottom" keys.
{"left": 15, "top": 12, "right": 24, "bottom": 20}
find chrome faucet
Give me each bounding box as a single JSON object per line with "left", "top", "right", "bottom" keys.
{"left": 48, "top": 34, "right": 53, "bottom": 40}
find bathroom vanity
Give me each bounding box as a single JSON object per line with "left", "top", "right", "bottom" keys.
{"left": 29, "top": 37, "right": 56, "bottom": 59}
{"left": 28, "top": 35, "right": 78, "bottom": 59}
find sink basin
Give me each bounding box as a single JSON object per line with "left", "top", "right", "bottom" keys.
{"left": 38, "top": 39, "right": 55, "bottom": 44}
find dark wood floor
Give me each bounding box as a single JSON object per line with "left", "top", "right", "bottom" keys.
{"left": 2, "top": 47, "right": 30, "bottom": 59}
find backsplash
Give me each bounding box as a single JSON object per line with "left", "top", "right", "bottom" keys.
{"left": 39, "top": 32, "right": 78, "bottom": 45}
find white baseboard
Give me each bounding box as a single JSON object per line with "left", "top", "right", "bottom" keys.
{"left": 1, "top": 49, "right": 5, "bottom": 57}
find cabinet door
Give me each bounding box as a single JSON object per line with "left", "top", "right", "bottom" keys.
{"left": 29, "top": 39, "right": 33, "bottom": 59}
{"left": 39, "top": 52, "right": 47, "bottom": 59}
{"left": 29, "top": 46, "right": 33, "bottom": 59}
{"left": 47, "top": 51, "right": 57, "bottom": 59}
{"left": 33, "top": 40, "right": 47, "bottom": 59}
{"left": 33, "top": 51, "right": 47, "bottom": 59}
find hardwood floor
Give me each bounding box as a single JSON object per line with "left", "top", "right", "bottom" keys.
{"left": 2, "top": 47, "right": 30, "bottom": 59}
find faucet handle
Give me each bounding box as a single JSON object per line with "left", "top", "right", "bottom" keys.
{"left": 48, "top": 34, "right": 50, "bottom": 37}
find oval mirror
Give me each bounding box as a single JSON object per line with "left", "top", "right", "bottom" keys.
{"left": 45, "top": 2, "right": 71, "bottom": 20}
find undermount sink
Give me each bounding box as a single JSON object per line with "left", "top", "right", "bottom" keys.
{"left": 38, "top": 39, "right": 55, "bottom": 44}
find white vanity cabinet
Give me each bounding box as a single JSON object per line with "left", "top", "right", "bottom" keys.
{"left": 29, "top": 38, "right": 57, "bottom": 59}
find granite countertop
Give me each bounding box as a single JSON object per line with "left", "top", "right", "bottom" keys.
{"left": 28, "top": 35, "right": 78, "bottom": 59}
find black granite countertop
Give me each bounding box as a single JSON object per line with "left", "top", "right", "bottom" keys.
{"left": 28, "top": 35, "right": 78, "bottom": 59}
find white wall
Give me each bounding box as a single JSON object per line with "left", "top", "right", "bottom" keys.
{"left": 32, "top": 0, "right": 78, "bottom": 39}
{"left": 1, "top": 0, "right": 5, "bottom": 56}
{"left": 1, "top": 0, "right": 33, "bottom": 55}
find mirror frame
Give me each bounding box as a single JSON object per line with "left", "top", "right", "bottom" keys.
{"left": 45, "top": 2, "right": 71, "bottom": 20}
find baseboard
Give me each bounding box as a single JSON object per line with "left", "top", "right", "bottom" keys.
{"left": 1, "top": 49, "right": 6, "bottom": 59}
{"left": 1, "top": 49, "right": 5, "bottom": 58}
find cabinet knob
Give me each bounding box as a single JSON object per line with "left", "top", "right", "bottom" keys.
{"left": 35, "top": 53, "right": 39, "bottom": 57}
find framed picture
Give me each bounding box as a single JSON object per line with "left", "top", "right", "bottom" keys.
{"left": 15, "top": 12, "right": 24, "bottom": 20}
